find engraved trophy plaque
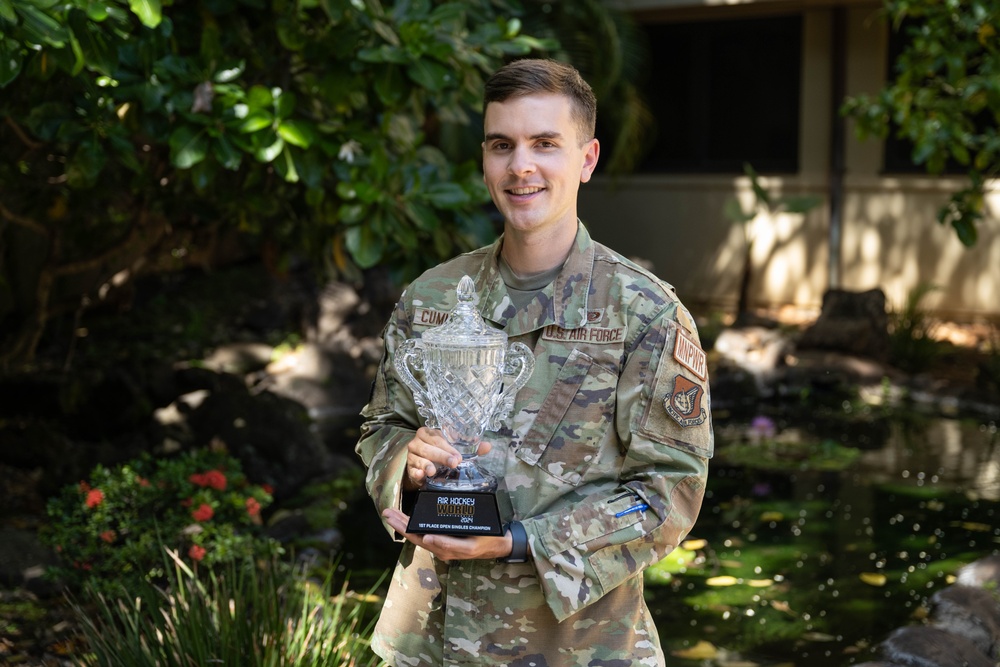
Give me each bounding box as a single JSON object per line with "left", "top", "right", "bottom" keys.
{"left": 395, "top": 275, "right": 534, "bottom": 536}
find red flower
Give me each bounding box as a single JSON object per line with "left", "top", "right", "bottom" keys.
{"left": 189, "top": 470, "right": 227, "bottom": 491}
{"left": 85, "top": 489, "right": 104, "bottom": 508}
{"left": 188, "top": 545, "right": 206, "bottom": 562}
{"left": 246, "top": 497, "right": 261, "bottom": 518}
{"left": 180, "top": 497, "right": 193, "bottom": 508}
{"left": 138, "top": 477, "right": 151, "bottom": 487}
{"left": 191, "top": 503, "right": 214, "bottom": 522}
{"left": 78, "top": 481, "right": 91, "bottom": 493}
{"left": 261, "top": 484, "right": 274, "bottom": 495}
{"left": 100, "top": 530, "right": 116, "bottom": 543}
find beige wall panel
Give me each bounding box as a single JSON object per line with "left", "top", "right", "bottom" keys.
{"left": 582, "top": 177, "right": 999, "bottom": 320}
{"left": 580, "top": 178, "right": 830, "bottom": 313}
{"left": 839, "top": 180, "right": 1000, "bottom": 320}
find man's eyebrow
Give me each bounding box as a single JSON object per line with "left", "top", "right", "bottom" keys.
{"left": 484, "top": 131, "right": 564, "bottom": 142}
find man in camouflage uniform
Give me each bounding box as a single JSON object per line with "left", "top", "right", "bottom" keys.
{"left": 357, "top": 58, "right": 713, "bottom": 666}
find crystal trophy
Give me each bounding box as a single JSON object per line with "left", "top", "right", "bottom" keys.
{"left": 395, "top": 275, "right": 534, "bottom": 536}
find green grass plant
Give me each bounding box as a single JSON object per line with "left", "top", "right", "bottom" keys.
{"left": 71, "top": 548, "right": 386, "bottom": 667}
{"left": 888, "top": 282, "right": 942, "bottom": 372}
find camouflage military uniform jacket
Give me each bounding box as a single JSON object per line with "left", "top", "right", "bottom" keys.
{"left": 357, "top": 223, "right": 713, "bottom": 667}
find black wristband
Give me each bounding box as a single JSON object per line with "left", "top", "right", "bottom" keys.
{"left": 498, "top": 521, "right": 528, "bottom": 563}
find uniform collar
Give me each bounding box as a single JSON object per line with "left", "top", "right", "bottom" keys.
{"left": 476, "top": 222, "right": 594, "bottom": 336}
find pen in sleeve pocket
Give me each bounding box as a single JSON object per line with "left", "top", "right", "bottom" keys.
{"left": 615, "top": 503, "right": 649, "bottom": 518}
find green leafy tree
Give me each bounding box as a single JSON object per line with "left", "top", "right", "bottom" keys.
{"left": 841, "top": 0, "right": 1000, "bottom": 246}
{"left": 0, "top": 0, "right": 555, "bottom": 367}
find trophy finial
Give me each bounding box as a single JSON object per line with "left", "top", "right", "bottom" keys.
{"left": 457, "top": 275, "right": 478, "bottom": 306}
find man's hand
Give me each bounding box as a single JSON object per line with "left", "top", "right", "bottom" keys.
{"left": 382, "top": 508, "right": 513, "bottom": 562}
{"left": 403, "top": 427, "right": 492, "bottom": 490}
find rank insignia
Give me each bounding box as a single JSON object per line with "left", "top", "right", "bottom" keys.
{"left": 664, "top": 375, "right": 707, "bottom": 427}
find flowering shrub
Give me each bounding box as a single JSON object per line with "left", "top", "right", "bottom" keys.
{"left": 42, "top": 449, "right": 280, "bottom": 592}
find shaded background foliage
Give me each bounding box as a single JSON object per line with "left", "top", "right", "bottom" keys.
{"left": 0, "top": 0, "right": 654, "bottom": 372}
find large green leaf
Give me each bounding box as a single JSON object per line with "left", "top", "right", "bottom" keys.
{"left": 291, "top": 148, "right": 324, "bottom": 189}
{"left": 274, "top": 147, "right": 299, "bottom": 182}
{"left": 169, "top": 125, "right": 209, "bottom": 168}
{"left": 17, "top": 4, "right": 69, "bottom": 47}
{"left": 277, "top": 120, "right": 315, "bottom": 148}
{"left": 406, "top": 59, "right": 454, "bottom": 91}
{"left": 422, "top": 182, "right": 469, "bottom": 208}
{"left": 66, "top": 138, "right": 107, "bottom": 189}
{"left": 236, "top": 112, "right": 273, "bottom": 133}
{"left": 254, "top": 134, "right": 284, "bottom": 163}
{"left": 0, "top": 0, "right": 17, "bottom": 23}
{"left": 213, "top": 135, "right": 243, "bottom": 170}
{"left": 68, "top": 9, "right": 117, "bottom": 76}
{"left": 345, "top": 223, "right": 385, "bottom": 269}
{"left": 127, "top": 0, "right": 161, "bottom": 27}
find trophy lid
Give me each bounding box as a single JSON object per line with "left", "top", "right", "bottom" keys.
{"left": 422, "top": 275, "right": 506, "bottom": 346}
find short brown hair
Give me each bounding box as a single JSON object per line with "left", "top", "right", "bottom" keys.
{"left": 483, "top": 59, "right": 597, "bottom": 143}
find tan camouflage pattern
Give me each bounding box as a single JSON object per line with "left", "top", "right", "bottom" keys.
{"left": 357, "top": 222, "right": 712, "bottom": 667}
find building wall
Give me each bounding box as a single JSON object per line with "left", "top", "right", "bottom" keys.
{"left": 582, "top": 2, "right": 1000, "bottom": 322}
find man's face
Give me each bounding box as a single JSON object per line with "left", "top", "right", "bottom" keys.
{"left": 482, "top": 93, "right": 599, "bottom": 237}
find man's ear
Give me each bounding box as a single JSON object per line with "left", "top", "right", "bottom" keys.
{"left": 580, "top": 138, "right": 600, "bottom": 183}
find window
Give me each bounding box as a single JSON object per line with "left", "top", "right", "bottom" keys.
{"left": 634, "top": 15, "right": 803, "bottom": 174}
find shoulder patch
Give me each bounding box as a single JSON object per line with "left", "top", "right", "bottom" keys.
{"left": 664, "top": 375, "right": 708, "bottom": 427}
{"left": 673, "top": 330, "right": 707, "bottom": 381}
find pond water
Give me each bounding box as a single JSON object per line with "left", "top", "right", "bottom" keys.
{"left": 338, "top": 407, "right": 999, "bottom": 666}
{"left": 650, "top": 409, "right": 1000, "bottom": 666}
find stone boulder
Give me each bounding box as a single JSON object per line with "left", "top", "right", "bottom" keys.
{"left": 798, "top": 288, "right": 890, "bottom": 362}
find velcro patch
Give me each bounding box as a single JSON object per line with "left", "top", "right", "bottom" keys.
{"left": 413, "top": 307, "right": 449, "bottom": 328}
{"left": 673, "top": 330, "right": 707, "bottom": 381}
{"left": 664, "top": 375, "right": 707, "bottom": 427}
{"left": 542, "top": 324, "right": 626, "bottom": 345}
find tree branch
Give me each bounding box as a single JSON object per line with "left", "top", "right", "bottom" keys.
{"left": 0, "top": 198, "right": 50, "bottom": 236}
{"left": 4, "top": 116, "right": 42, "bottom": 151}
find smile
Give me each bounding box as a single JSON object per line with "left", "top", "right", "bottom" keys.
{"left": 507, "top": 186, "right": 544, "bottom": 195}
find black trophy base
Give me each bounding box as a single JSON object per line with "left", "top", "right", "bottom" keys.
{"left": 406, "top": 489, "right": 503, "bottom": 536}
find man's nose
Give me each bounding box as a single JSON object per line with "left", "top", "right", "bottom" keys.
{"left": 508, "top": 146, "right": 536, "bottom": 175}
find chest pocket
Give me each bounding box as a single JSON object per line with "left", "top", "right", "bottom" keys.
{"left": 515, "top": 348, "right": 617, "bottom": 485}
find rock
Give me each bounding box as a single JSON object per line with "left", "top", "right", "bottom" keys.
{"left": 712, "top": 326, "right": 794, "bottom": 396}
{"left": 928, "top": 585, "right": 1000, "bottom": 658}
{"left": 955, "top": 554, "right": 1000, "bottom": 588}
{"left": 0, "top": 528, "right": 58, "bottom": 595}
{"left": 183, "top": 385, "right": 335, "bottom": 497}
{"left": 871, "top": 555, "right": 1000, "bottom": 667}
{"left": 798, "top": 288, "right": 890, "bottom": 361}
{"left": 880, "top": 625, "right": 994, "bottom": 667}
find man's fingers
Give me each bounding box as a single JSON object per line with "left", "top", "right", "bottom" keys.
{"left": 411, "top": 427, "right": 461, "bottom": 468}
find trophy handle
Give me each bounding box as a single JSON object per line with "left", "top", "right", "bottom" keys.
{"left": 394, "top": 338, "right": 439, "bottom": 429}
{"left": 491, "top": 342, "right": 534, "bottom": 430}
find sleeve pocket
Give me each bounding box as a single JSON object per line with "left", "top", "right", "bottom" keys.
{"left": 636, "top": 337, "right": 714, "bottom": 458}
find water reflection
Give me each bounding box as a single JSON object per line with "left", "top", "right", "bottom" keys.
{"left": 857, "top": 418, "right": 1000, "bottom": 500}
{"left": 650, "top": 414, "right": 1000, "bottom": 666}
